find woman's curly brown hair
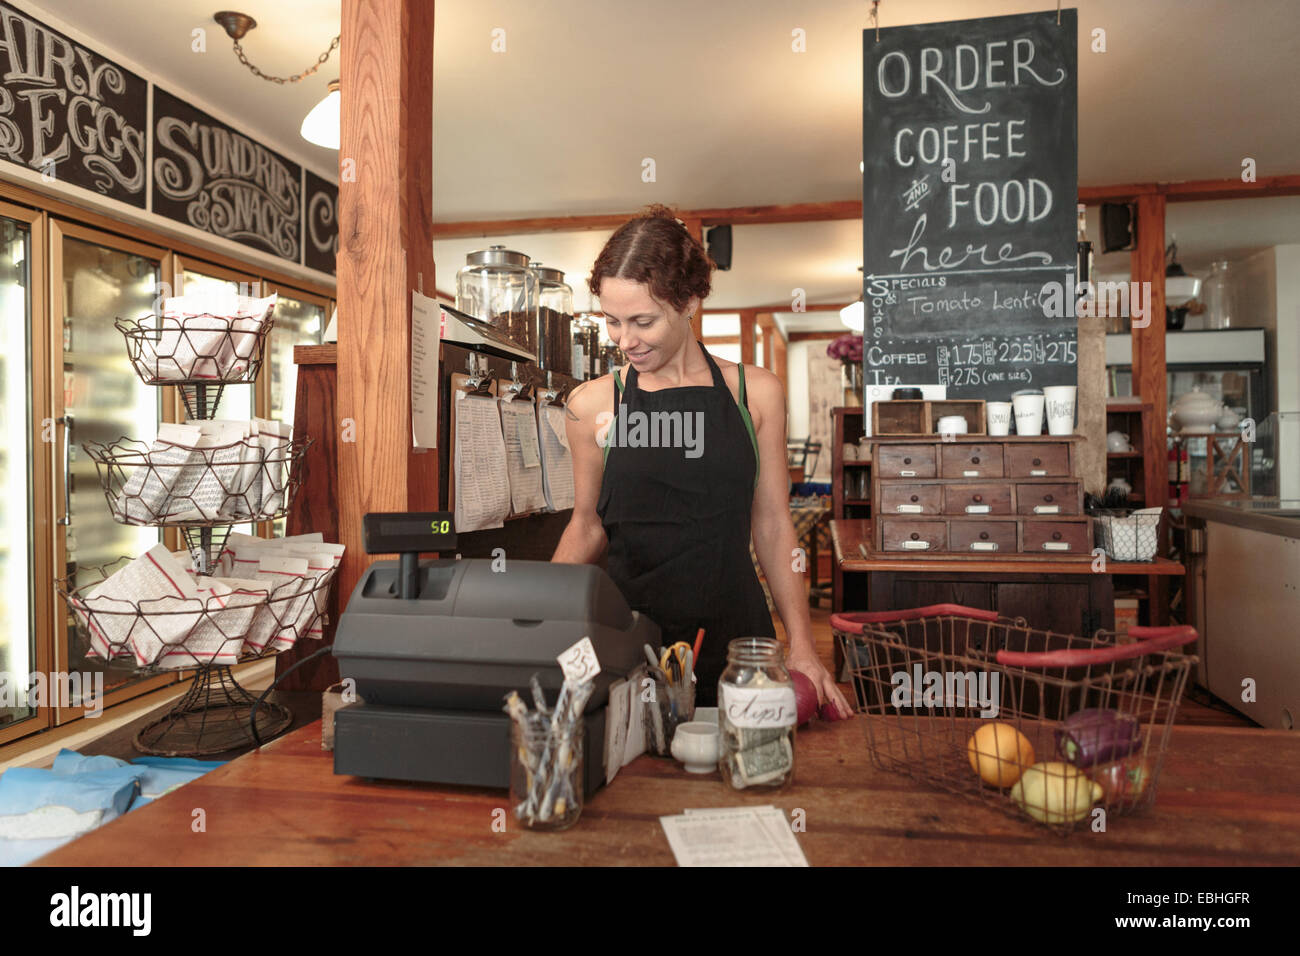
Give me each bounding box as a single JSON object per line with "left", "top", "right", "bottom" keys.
{"left": 588, "top": 204, "right": 712, "bottom": 314}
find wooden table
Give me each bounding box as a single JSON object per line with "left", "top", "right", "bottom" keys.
{"left": 33, "top": 717, "right": 1300, "bottom": 866}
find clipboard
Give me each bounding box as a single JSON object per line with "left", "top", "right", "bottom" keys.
{"left": 447, "top": 371, "right": 499, "bottom": 518}
{"left": 495, "top": 375, "right": 546, "bottom": 517}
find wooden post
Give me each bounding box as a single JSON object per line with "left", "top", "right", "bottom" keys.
{"left": 1130, "top": 193, "right": 1167, "bottom": 512}
{"left": 685, "top": 217, "right": 705, "bottom": 339}
{"left": 335, "top": 0, "right": 437, "bottom": 603}
{"left": 761, "top": 313, "right": 787, "bottom": 393}
{"left": 739, "top": 309, "right": 756, "bottom": 365}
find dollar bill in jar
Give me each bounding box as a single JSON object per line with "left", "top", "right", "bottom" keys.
{"left": 718, "top": 637, "right": 797, "bottom": 789}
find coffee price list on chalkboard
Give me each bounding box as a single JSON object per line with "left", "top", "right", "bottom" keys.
{"left": 862, "top": 10, "right": 1078, "bottom": 398}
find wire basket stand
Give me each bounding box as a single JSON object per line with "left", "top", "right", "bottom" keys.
{"left": 137, "top": 665, "right": 289, "bottom": 756}
{"left": 54, "top": 302, "right": 333, "bottom": 755}
{"left": 832, "top": 604, "right": 1198, "bottom": 833}
{"left": 57, "top": 550, "right": 335, "bottom": 754}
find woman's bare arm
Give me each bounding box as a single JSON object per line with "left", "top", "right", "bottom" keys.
{"left": 551, "top": 378, "right": 612, "bottom": 564}
{"left": 745, "top": 366, "right": 852, "bottom": 717}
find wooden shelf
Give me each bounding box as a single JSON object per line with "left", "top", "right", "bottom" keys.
{"left": 1108, "top": 451, "right": 1142, "bottom": 459}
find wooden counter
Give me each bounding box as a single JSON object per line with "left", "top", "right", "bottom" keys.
{"left": 31, "top": 717, "right": 1300, "bottom": 866}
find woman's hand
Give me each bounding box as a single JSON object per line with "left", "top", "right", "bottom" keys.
{"left": 786, "top": 647, "right": 853, "bottom": 720}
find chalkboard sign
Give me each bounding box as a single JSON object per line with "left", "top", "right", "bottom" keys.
{"left": 0, "top": 1, "right": 147, "bottom": 207}
{"left": 152, "top": 86, "right": 303, "bottom": 262}
{"left": 303, "top": 169, "right": 338, "bottom": 275}
{"left": 862, "top": 9, "right": 1078, "bottom": 398}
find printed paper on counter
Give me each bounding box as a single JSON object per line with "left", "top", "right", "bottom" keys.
{"left": 659, "top": 807, "right": 808, "bottom": 867}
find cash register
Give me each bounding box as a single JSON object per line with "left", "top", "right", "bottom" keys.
{"left": 332, "top": 513, "right": 656, "bottom": 796}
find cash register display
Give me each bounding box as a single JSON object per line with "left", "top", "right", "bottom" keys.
{"left": 363, "top": 512, "right": 457, "bottom": 554}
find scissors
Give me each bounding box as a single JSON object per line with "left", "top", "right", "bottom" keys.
{"left": 659, "top": 642, "right": 692, "bottom": 685}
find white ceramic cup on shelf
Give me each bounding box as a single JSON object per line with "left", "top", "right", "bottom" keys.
{"left": 936, "top": 415, "right": 968, "bottom": 436}
{"left": 1043, "top": 386, "right": 1078, "bottom": 436}
{"left": 1012, "top": 390, "right": 1045, "bottom": 435}
{"left": 987, "top": 402, "right": 1013, "bottom": 436}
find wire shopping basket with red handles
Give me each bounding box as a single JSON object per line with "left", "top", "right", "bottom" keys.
{"left": 831, "top": 605, "right": 1199, "bottom": 833}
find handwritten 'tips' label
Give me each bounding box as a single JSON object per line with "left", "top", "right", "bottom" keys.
{"left": 720, "top": 685, "right": 797, "bottom": 729}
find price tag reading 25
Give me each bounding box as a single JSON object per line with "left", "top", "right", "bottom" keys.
{"left": 558, "top": 637, "right": 601, "bottom": 683}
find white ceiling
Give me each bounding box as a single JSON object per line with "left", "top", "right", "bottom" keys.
{"left": 26, "top": 0, "right": 1300, "bottom": 322}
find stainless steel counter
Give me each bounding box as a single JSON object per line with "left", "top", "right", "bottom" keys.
{"left": 1182, "top": 497, "right": 1300, "bottom": 730}
{"left": 1182, "top": 498, "right": 1300, "bottom": 538}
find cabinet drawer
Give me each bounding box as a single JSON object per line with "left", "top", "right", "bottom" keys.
{"left": 880, "top": 518, "right": 947, "bottom": 553}
{"left": 950, "top": 519, "right": 1018, "bottom": 554}
{"left": 1021, "top": 519, "right": 1091, "bottom": 554}
{"left": 1015, "top": 482, "right": 1081, "bottom": 515}
{"left": 1006, "top": 443, "right": 1071, "bottom": 477}
{"left": 876, "top": 444, "right": 937, "bottom": 478}
{"left": 879, "top": 484, "right": 942, "bottom": 515}
{"left": 940, "top": 443, "right": 1004, "bottom": 478}
{"left": 943, "top": 483, "right": 1012, "bottom": 515}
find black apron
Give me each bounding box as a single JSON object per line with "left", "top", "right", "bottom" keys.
{"left": 596, "top": 340, "right": 776, "bottom": 706}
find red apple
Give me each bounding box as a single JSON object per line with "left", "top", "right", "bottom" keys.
{"left": 791, "top": 670, "right": 818, "bottom": 726}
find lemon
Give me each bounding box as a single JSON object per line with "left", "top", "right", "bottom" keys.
{"left": 1010, "top": 761, "right": 1105, "bottom": 823}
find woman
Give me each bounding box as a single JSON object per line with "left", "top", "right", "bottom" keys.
{"left": 552, "top": 205, "right": 850, "bottom": 715}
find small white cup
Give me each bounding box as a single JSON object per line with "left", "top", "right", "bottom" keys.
{"left": 1043, "top": 386, "right": 1078, "bottom": 436}
{"left": 1012, "top": 390, "right": 1045, "bottom": 435}
{"left": 936, "top": 415, "right": 968, "bottom": 436}
{"left": 670, "top": 722, "right": 720, "bottom": 774}
{"left": 987, "top": 402, "right": 1013, "bottom": 436}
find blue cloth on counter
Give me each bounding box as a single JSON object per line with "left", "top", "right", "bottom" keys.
{"left": 0, "top": 762, "right": 145, "bottom": 867}
{"left": 0, "top": 750, "right": 225, "bottom": 866}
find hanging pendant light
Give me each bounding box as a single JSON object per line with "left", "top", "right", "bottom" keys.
{"left": 301, "top": 79, "right": 340, "bottom": 149}
{"left": 212, "top": 11, "right": 341, "bottom": 149}
{"left": 840, "top": 300, "right": 864, "bottom": 332}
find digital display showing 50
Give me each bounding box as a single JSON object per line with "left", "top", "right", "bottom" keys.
{"left": 363, "top": 512, "right": 457, "bottom": 554}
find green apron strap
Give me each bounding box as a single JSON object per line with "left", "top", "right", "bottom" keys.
{"left": 736, "top": 364, "right": 759, "bottom": 492}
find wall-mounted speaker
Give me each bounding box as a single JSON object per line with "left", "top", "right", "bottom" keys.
{"left": 706, "top": 225, "right": 732, "bottom": 271}
{"left": 1101, "top": 203, "right": 1135, "bottom": 253}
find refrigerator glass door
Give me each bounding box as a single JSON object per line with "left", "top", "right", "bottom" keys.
{"left": 0, "top": 216, "right": 35, "bottom": 729}
{"left": 59, "top": 232, "right": 164, "bottom": 692}
{"left": 267, "top": 291, "right": 326, "bottom": 537}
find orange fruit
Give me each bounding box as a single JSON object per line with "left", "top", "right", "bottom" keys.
{"left": 967, "top": 722, "right": 1035, "bottom": 787}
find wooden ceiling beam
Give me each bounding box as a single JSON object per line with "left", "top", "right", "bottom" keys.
{"left": 1079, "top": 174, "right": 1300, "bottom": 204}
{"left": 434, "top": 176, "right": 1300, "bottom": 241}
{"left": 431, "top": 200, "right": 863, "bottom": 238}
{"left": 787, "top": 331, "right": 844, "bottom": 343}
